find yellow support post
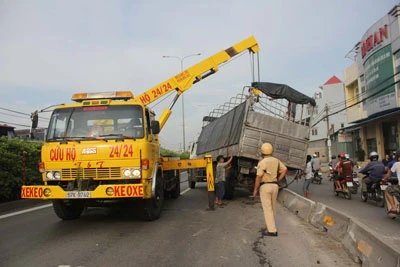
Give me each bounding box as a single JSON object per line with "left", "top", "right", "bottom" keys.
{"left": 205, "top": 154, "right": 215, "bottom": 210}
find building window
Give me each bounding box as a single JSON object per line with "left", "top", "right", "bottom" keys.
{"left": 312, "top": 128, "right": 318, "bottom": 136}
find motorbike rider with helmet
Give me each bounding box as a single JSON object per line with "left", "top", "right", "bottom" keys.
{"left": 382, "top": 149, "right": 400, "bottom": 215}
{"left": 360, "top": 152, "right": 386, "bottom": 197}
{"left": 311, "top": 153, "right": 321, "bottom": 180}
{"left": 334, "top": 153, "right": 353, "bottom": 191}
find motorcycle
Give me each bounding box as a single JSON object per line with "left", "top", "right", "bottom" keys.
{"left": 382, "top": 178, "right": 400, "bottom": 219}
{"left": 333, "top": 176, "right": 352, "bottom": 200}
{"left": 361, "top": 176, "right": 385, "bottom": 207}
{"left": 328, "top": 166, "right": 335, "bottom": 181}
{"left": 312, "top": 169, "right": 323, "bottom": 184}
{"left": 350, "top": 171, "right": 360, "bottom": 194}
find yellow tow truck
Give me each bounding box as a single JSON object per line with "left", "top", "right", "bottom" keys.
{"left": 21, "top": 36, "right": 259, "bottom": 220}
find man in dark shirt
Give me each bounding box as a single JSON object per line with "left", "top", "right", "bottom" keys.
{"left": 360, "top": 152, "right": 386, "bottom": 196}
{"left": 382, "top": 154, "right": 390, "bottom": 167}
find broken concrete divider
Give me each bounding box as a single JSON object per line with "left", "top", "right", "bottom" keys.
{"left": 278, "top": 188, "right": 400, "bottom": 266}
{"left": 342, "top": 219, "right": 400, "bottom": 267}
{"left": 309, "top": 202, "right": 351, "bottom": 242}
{"left": 277, "top": 188, "right": 315, "bottom": 222}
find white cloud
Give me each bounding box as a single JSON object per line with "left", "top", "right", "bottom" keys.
{"left": 0, "top": 0, "right": 397, "bottom": 148}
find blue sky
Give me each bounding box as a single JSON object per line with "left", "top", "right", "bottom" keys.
{"left": 0, "top": 0, "right": 398, "bottom": 150}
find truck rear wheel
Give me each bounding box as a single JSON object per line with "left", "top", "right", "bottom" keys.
{"left": 142, "top": 172, "right": 164, "bottom": 221}
{"left": 52, "top": 199, "right": 85, "bottom": 220}
{"left": 224, "top": 178, "right": 235, "bottom": 200}
{"left": 188, "top": 169, "right": 196, "bottom": 189}
{"left": 170, "top": 171, "right": 181, "bottom": 199}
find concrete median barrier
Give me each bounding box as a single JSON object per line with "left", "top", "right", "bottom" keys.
{"left": 278, "top": 188, "right": 316, "bottom": 222}
{"left": 278, "top": 189, "right": 400, "bottom": 266}
{"left": 342, "top": 219, "right": 400, "bottom": 267}
{"left": 309, "top": 203, "right": 351, "bottom": 242}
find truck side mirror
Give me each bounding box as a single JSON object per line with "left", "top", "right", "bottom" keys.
{"left": 151, "top": 121, "right": 160, "bottom": 135}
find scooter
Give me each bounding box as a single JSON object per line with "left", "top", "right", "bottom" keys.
{"left": 333, "top": 176, "right": 352, "bottom": 200}
{"left": 328, "top": 166, "right": 335, "bottom": 181}
{"left": 361, "top": 176, "right": 385, "bottom": 207}
{"left": 350, "top": 171, "right": 360, "bottom": 194}
{"left": 382, "top": 178, "right": 400, "bottom": 219}
{"left": 312, "top": 169, "right": 323, "bottom": 184}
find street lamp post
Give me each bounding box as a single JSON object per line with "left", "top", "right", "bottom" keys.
{"left": 163, "top": 53, "right": 201, "bottom": 152}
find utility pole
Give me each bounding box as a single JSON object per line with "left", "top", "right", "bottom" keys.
{"left": 162, "top": 53, "right": 201, "bottom": 152}
{"left": 325, "top": 104, "right": 332, "bottom": 161}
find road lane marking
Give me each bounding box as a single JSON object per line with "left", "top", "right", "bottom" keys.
{"left": 180, "top": 188, "right": 191, "bottom": 195}
{"left": 0, "top": 204, "right": 52, "bottom": 220}
{"left": 1, "top": 187, "right": 193, "bottom": 220}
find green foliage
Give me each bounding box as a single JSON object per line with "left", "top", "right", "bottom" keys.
{"left": 160, "top": 147, "right": 190, "bottom": 159}
{"left": 0, "top": 137, "right": 43, "bottom": 202}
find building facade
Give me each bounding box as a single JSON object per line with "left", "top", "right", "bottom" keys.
{"left": 308, "top": 76, "right": 349, "bottom": 163}
{"left": 344, "top": 4, "right": 400, "bottom": 161}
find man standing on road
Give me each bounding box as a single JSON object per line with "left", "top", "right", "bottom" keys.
{"left": 253, "top": 143, "right": 287, "bottom": 236}
{"left": 215, "top": 154, "right": 233, "bottom": 206}
{"left": 303, "top": 155, "right": 313, "bottom": 198}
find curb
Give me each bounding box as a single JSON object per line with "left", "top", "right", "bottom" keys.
{"left": 278, "top": 188, "right": 400, "bottom": 267}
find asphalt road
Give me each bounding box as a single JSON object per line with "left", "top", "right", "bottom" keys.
{"left": 0, "top": 172, "right": 360, "bottom": 267}
{"left": 288, "top": 173, "right": 400, "bottom": 250}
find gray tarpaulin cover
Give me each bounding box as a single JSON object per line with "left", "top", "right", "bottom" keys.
{"left": 252, "top": 82, "right": 316, "bottom": 106}
{"left": 196, "top": 102, "right": 246, "bottom": 155}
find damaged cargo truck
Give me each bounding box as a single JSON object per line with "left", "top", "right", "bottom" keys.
{"left": 189, "top": 82, "right": 316, "bottom": 198}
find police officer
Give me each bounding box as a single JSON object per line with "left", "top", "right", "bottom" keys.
{"left": 253, "top": 142, "right": 287, "bottom": 236}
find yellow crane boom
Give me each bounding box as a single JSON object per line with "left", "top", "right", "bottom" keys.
{"left": 133, "top": 36, "right": 259, "bottom": 130}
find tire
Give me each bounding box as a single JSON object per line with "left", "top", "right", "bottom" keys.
{"left": 344, "top": 186, "right": 352, "bottom": 200}
{"left": 52, "top": 199, "right": 85, "bottom": 220}
{"left": 350, "top": 186, "right": 358, "bottom": 194}
{"left": 376, "top": 190, "right": 385, "bottom": 207}
{"left": 318, "top": 179, "right": 322, "bottom": 185}
{"left": 170, "top": 171, "right": 181, "bottom": 199}
{"left": 224, "top": 178, "right": 234, "bottom": 200}
{"left": 361, "top": 192, "right": 368, "bottom": 202}
{"left": 141, "top": 172, "right": 164, "bottom": 221}
{"left": 383, "top": 193, "right": 389, "bottom": 214}
{"left": 333, "top": 183, "right": 339, "bottom": 196}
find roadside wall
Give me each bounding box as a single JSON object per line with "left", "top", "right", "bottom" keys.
{"left": 278, "top": 189, "right": 400, "bottom": 267}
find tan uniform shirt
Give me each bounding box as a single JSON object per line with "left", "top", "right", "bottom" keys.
{"left": 256, "top": 156, "right": 287, "bottom": 182}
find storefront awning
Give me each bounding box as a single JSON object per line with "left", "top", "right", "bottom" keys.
{"left": 349, "top": 108, "right": 400, "bottom": 126}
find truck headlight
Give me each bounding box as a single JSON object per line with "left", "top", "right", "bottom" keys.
{"left": 53, "top": 171, "right": 61, "bottom": 180}
{"left": 122, "top": 168, "right": 141, "bottom": 178}
{"left": 45, "top": 171, "right": 61, "bottom": 180}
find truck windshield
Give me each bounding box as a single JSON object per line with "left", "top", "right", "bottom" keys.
{"left": 46, "top": 105, "right": 144, "bottom": 141}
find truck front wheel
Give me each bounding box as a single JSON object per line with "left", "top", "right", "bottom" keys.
{"left": 142, "top": 173, "right": 164, "bottom": 221}
{"left": 52, "top": 199, "right": 85, "bottom": 220}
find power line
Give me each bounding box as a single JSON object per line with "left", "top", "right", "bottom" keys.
{"left": 311, "top": 75, "right": 399, "bottom": 127}
{"left": 0, "top": 107, "right": 30, "bottom": 116}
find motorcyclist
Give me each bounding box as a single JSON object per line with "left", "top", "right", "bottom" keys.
{"left": 359, "top": 152, "right": 386, "bottom": 197}
{"left": 334, "top": 153, "right": 353, "bottom": 191}
{"left": 382, "top": 149, "right": 400, "bottom": 215}
{"left": 328, "top": 155, "right": 338, "bottom": 181}
{"left": 311, "top": 153, "right": 321, "bottom": 180}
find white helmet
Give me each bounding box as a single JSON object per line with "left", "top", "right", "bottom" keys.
{"left": 369, "top": 151, "right": 379, "bottom": 160}
{"left": 344, "top": 154, "right": 350, "bottom": 159}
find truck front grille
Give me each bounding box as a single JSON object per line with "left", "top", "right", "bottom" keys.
{"left": 61, "top": 167, "right": 121, "bottom": 179}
